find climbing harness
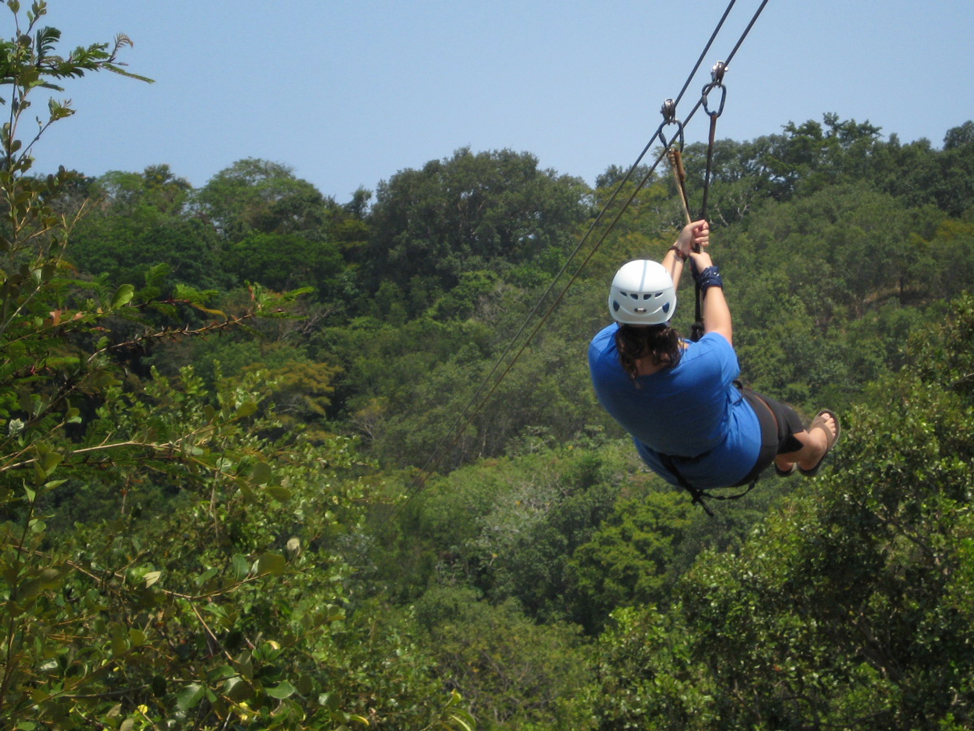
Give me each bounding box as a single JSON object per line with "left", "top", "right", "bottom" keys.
{"left": 660, "top": 382, "right": 779, "bottom": 516}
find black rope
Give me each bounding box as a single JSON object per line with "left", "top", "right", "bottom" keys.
{"left": 690, "top": 62, "right": 728, "bottom": 343}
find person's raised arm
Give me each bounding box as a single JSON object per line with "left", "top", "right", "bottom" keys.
{"left": 687, "top": 249, "right": 732, "bottom": 345}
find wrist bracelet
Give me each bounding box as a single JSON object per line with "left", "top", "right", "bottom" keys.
{"left": 693, "top": 265, "right": 723, "bottom": 291}
{"left": 668, "top": 245, "right": 687, "bottom": 262}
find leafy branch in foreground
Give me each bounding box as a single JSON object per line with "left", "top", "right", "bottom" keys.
{"left": 1, "top": 4, "right": 477, "bottom": 727}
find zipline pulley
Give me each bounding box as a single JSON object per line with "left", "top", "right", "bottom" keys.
{"left": 702, "top": 61, "right": 728, "bottom": 119}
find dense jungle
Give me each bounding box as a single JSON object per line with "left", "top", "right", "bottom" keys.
{"left": 3, "top": 4, "right": 974, "bottom": 729}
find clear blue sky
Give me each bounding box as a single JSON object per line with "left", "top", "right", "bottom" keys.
{"left": 18, "top": 0, "right": 974, "bottom": 202}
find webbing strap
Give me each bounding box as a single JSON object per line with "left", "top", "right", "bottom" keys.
{"left": 689, "top": 64, "right": 726, "bottom": 343}
{"left": 660, "top": 383, "right": 777, "bottom": 515}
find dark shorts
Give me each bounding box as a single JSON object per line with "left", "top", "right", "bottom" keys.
{"left": 734, "top": 386, "right": 805, "bottom": 486}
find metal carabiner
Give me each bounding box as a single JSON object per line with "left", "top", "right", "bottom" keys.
{"left": 658, "top": 98, "right": 685, "bottom": 151}
{"left": 659, "top": 118, "right": 685, "bottom": 152}
{"left": 702, "top": 81, "right": 727, "bottom": 118}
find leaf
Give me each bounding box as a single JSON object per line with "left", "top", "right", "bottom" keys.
{"left": 250, "top": 461, "right": 272, "bottom": 486}
{"left": 102, "top": 63, "right": 155, "bottom": 84}
{"left": 265, "top": 485, "right": 291, "bottom": 501}
{"left": 448, "top": 712, "right": 476, "bottom": 731}
{"left": 195, "top": 566, "right": 219, "bottom": 587}
{"left": 232, "top": 554, "right": 251, "bottom": 581}
{"left": 111, "top": 284, "right": 135, "bottom": 308}
{"left": 232, "top": 652, "right": 254, "bottom": 681}
{"left": 225, "top": 676, "right": 253, "bottom": 703}
{"left": 256, "top": 552, "right": 287, "bottom": 576}
{"left": 264, "top": 680, "right": 296, "bottom": 699}
{"left": 234, "top": 401, "right": 258, "bottom": 419}
{"left": 176, "top": 683, "right": 205, "bottom": 712}
{"left": 39, "top": 450, "right": 61, "bottom": 476}
{"left": 111, "top": 624, "right": 129, "bottom": 655}
{"left": 17, "top": 566, "right": 68, "bottom": 600}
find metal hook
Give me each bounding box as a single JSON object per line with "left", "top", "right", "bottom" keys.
{"left": 702, "top": 81, "right": 727, "bottom": 118}
{"left": 658, "top": 99, "right": 684, "bottom": 150}
{"left": 659, "top": 118, "right": 685, "bottom": 152}
{"left": 703, "top": 61, "right": 728, "bottom": 118}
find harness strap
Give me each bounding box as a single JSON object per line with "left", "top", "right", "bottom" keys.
{"left": 659, "top": 382, "right": 779, "bottom": 515}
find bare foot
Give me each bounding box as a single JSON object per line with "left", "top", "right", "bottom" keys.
{"left": 810, "top": 411, "right": 837, "bottom": 449}
{"left": 798, "top": 410, "right": 840, "bottom": 476}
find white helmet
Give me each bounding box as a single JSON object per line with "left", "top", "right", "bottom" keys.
{"left": 608, "top": 260, "right": 676, "bottom": 325}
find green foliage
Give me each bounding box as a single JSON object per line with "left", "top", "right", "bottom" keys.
{"left": 7, "top": 5, "right": 974, "bottom": 726}
{"left": 224, "top": 231, "right": 346, "bottom": 298}
{"left": 594, "top": 295, "right": 974, "bottom": 730}
{"left": 364, "top": 147, "right": 592, "bottom": 312}
{"left": 567, "top": 491, "right": 695, "bottom": 633}
{"left": 194, "top": 158, "right": 331, "bottom": 241}
{"left": 0, "top": 5, "right": 474, "bottom": 728}
{"left": 592, "top": 605, "right": 716, "bottom": 731}
{"left": 415, "top": 588, "right": 594, "bottom": 731}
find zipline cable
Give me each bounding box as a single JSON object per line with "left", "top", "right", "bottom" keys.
{"left": 671, "top": 0, "right": 738, "bottom": 109}
{"left": 366, "top": 0, "right": 771, "bottom": 544}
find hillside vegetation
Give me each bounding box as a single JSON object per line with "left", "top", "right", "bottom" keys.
{"left": 3, "top": 5, "right": 974, "bottom": 729}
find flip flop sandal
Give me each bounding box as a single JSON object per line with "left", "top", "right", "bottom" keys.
{"left": 798, "top": 409, "right": 841, "bottom": 477}
{"left": 775, "top": 463, "right": 797, "bottom": 477}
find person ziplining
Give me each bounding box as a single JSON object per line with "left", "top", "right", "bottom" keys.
{"left": 587, "top": 220, "right": 840, "bottom": 511}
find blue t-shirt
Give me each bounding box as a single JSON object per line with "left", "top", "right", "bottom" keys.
{"left": 588, "top": 324, "right": 760, "bottom": 489}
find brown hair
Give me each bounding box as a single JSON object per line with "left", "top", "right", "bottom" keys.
{"left": 614, "top": 324, "right": 683, "bottom": 382}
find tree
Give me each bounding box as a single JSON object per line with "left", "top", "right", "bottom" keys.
{"left": 364, "top": 147, "right": 591, "bottom": 310}
{"left": 224, "top": 231, "right": 345, "bottom": 298}
{"left": 69, "top": 165, "right": 230, "bottom": 290}
{"left": 567, "top": 491, "right": 694, "bottom": 633}
{"left": 193, "top": 158, "right": 330, "bottom": 241}
{"left": 415, "top": 587, "right": 594, "bottom": 730}
{"left": 593, "top": 295, "right": 974, "bottom": 730}
{"left": 0, "top": 6, "right": 473, "bottom": 728}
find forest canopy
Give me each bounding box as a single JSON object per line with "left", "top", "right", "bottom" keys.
{"left": 3, "top": 3, "right": 974, "bottom": 729}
